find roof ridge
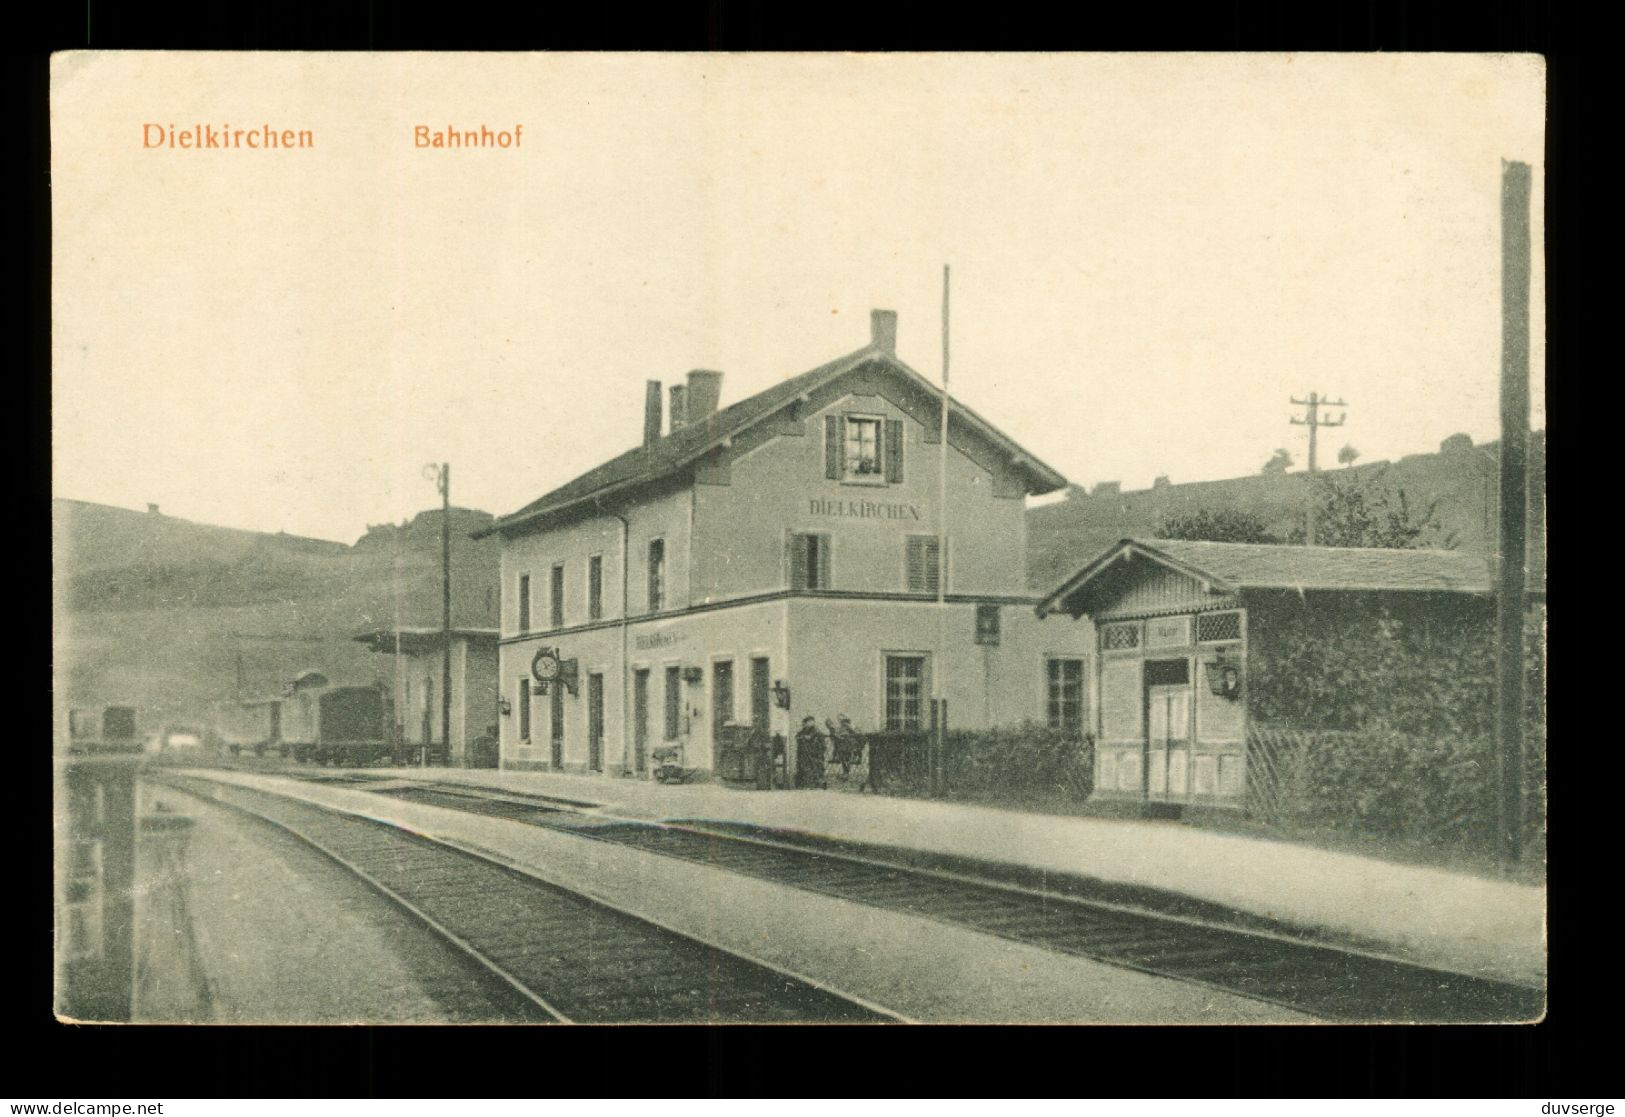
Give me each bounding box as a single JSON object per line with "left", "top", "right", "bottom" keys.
{"left": 486, "top": 339, "right": 1066, "bottom": 536}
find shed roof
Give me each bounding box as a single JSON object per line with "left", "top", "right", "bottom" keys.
{"left": 477, "top": 341, "right": 1068, "bottom": 538}
{"left": 1036, "top": 537, "right": 1524, "bottom": 618}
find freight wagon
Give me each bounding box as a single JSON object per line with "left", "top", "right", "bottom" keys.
{"left": 278, "top": 683, "right": 396, "bottom": 766}
{"left": 215, "top": 698, "right": 285, "bottom": 757}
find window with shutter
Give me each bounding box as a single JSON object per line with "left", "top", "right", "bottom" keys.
{"left": 905, "top": 535, "right": 942, "bottom": 594}
{"left": 885, "top": 418, "right": 904, "bottom": 482}
{"left": 519, "top": 679, "right": 531, "bottom": 740}
{"left": 824, "top": 415, "right": 841, "bottom": 479}
{"left": 845, "top": 416, "right": 883, "bottom": 477}
{"left": 788, "top": 533, "right": 832, "bottom": 590}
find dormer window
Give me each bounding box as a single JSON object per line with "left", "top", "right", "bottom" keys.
{"left": 825, "top": 413, "right": 904, "bottom": 483}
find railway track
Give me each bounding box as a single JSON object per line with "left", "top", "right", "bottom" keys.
{"left": 151, "top": 774, "right": 901, "bottom": 1024}
{"left": 344, "top": 777, "right": 1544, "bottom": 1023}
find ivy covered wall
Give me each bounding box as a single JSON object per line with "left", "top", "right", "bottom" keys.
{"left": 1243, "top": 589, "right": 1545, "bottom": 739}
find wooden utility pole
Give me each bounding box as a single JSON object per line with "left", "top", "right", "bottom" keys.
{"left": 934, "top": 265, "right": 950, "bottom": 798}
{"left": 1290, "top": 392, "right": 1347, "bottom": 544}
{"left": 1496, "top": 160, "right": 1531, "bottom": 868}
{"left": 423, "top": 462, "right": 452, "bottom": 767}
{"left": 440, "top": 464, "right": 452, "bottom": 767}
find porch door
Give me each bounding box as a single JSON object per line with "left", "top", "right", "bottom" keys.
{"left": 712, "top": 660, "right": 734, "bottom": 767}
{"left": 632, "top": 669, "right": 650, "bottom": 774}
{"left": 1146, "top": 684, "right": 1192, "bottom": 801}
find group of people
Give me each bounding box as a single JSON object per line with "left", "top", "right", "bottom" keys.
{"left": 793, "top": 715, "right": 884, "bottom": 791}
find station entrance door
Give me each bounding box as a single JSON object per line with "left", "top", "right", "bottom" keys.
{"left": 1144, "top": 658, "right": 1192, "bottom": 802}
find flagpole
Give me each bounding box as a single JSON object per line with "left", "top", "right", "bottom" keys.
{"left": 935, "top": 265, "right": 950, "bottom": 797}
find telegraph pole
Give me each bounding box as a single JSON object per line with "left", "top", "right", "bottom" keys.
{"left": 1290, "top": 392, "right": 1347, "bottom": 544}
{"left": 1496, "top": 160, "right": 1531, "bottom": 868}
{"left": 935, "top": 265, "right": 951, "bottom": 798}
{"left": 424, "top": 462, "right": 452, "bottom": 767}
{"left": 440, "top": 464, "right": 452, "bottom": 767}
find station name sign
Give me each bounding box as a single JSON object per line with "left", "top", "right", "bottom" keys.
{"left": 807, "top": 497, "right": 922, "bottom": 521}
{"left": 634, "top": 632, "right": 680, "bottom": 651}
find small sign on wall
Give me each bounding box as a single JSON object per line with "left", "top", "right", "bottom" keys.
{"left": 1146, "top": 615, "right": 1192, "bottom": 648}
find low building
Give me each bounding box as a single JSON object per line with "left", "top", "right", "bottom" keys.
{"left": 352, "top": 627, "right": 500, "bottom": 766}
{"left": 479, "top": 310, "right": 1095, "bottom": 780}
{"left": 1035, "top": 538, "right": 1536, "bottom": 813}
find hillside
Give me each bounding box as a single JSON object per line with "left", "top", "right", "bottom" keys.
{"left": 1026, "top": 431, "right": 1547, "bottom": 592}
{"left": 53, "top": 500, "right": 500, "bottom": 733}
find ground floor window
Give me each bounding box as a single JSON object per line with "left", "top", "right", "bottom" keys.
{"left": 885, "top": 654, "right": 927, "bottom": 731}
{"left": 1046, "top": 658, "right": 1085, "bottom": 736}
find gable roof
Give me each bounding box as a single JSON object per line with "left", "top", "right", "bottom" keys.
{"left": 478, "top": 341, "right": 1068, "bottom": 538}
{"left": 1036, "top": 537, "right": 1510, "bottom": 618}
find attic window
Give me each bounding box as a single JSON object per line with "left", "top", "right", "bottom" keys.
{"left": 846, "top": 416, "right": 882, "bottom": 476}
{"left": 826, "top": 414, "right": 904, "bottom": 483}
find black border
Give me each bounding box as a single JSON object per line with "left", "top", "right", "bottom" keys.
{"left": 25, "top": 0, "right": 1578, "bottom": 1100}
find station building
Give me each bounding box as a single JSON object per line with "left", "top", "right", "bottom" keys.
{"left": 479, "top": 310, "right": 1096, "bottom": 778}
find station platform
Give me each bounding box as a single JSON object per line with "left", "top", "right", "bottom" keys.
{"left": 172, "top": 766, "right": 1315, "bottom": 1022}
{"left": 357, "top": 764, "right": 1546, "bottom": 988}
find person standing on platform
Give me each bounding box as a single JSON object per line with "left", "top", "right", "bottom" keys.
{"left": 795, "top": 716, "right": 827, "bottom": 789}
{"left": 828, "top": 715, "right": 860, "bottom": 779}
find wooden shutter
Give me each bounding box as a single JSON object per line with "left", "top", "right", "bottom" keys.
{"left": 885, "top": 419, "right": 904, "bottom": 482}
{"left": 906, "top": 536, "right": 938, "bottom": 593}
{"left": 816, "top": 533, "right": 831, "bottom": 589}
{"left": 788, "top": 533, "right": 809, "bottom": 590}
{"left": 825, "top": 415, "right": 841, "bottom": 479}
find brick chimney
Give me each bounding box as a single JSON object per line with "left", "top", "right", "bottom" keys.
{"left": 669, "top": 384, "right": 687, "bottom": 433}
{"left": 1440, "top": 433, "right": 1474, "bottom": 455}
{"left": 685, "top": 370, "right": 723, "bottom": 422}
{"left": 871, "top": 309, "right": 898, "bottom": 353}
{"left": 643, "top": 380, "right": 663, "bottom": 449}
{"left": 146, "top": 503, "right": 160, "bottom": 515}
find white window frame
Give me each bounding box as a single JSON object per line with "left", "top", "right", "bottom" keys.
{"left": 880, "top": 650, "right": 932, "bottom": 732}
{"left": 842, "top": 413, "right": 887, "bottom": 485}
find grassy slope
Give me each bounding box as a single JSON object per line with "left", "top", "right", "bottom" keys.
{"left": 53, "top": 500, "right": 499, "bottom": 733}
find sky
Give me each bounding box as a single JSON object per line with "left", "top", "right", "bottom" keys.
{"left": 51, "top": 53, "right": 1546, "bottom": 543}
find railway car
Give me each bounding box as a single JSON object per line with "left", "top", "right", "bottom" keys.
{"left": 215, "top": 699, "right": 284, "bottom": 757}
{"left": 283, "top": 683, "right": 395, "bottom": 767}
